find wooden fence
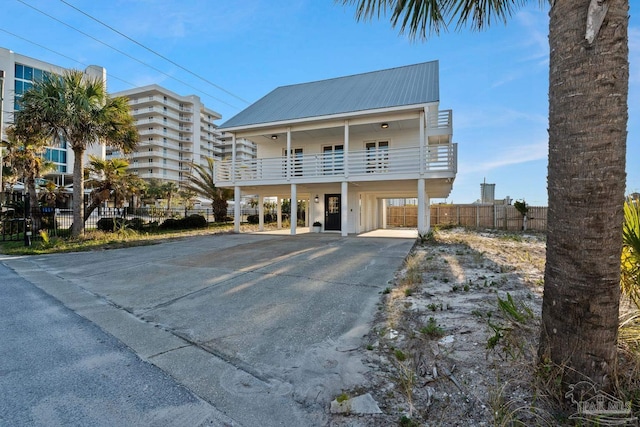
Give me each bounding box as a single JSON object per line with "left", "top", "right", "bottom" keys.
{"left": 387, "top": 204, "right": 547, "bottom": 232}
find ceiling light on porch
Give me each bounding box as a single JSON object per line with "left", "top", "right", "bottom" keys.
{"left": 271, "top": 135, "right": 278, "bottom": 140}
{"left": 380, "top": 123, "right": 389, "bottom": 129}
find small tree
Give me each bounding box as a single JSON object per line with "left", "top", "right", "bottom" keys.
{"left": 183, "top": 157, "right": 232, "bottom": 221}
{"left": 513, "top": 199, "right": 529, "bottom": 231}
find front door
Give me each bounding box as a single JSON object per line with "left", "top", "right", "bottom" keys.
{"left": 325, "top": 194, "right": 341, "bottom": 231}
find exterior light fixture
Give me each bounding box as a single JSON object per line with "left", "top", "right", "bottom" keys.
{"left": 380, "top": 123, "right": 389, "bottom": 129}
{"left": 271, "top": 135, "right": 278, "bottom": 140}
{"left": 314, "top": 195, "right": 319, "bottom": 203}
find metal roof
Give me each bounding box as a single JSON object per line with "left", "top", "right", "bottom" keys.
{"left": 220, "top": 61, "right": 439, "bottom": 130}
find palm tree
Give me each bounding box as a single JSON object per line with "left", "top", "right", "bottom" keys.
{"left": 17, "top": 70, "right": 138, "bottom": 237}
{"left": 2, "top": 124, "right": 51, "bottom": 231}
{"left": 183, "top": 157, "right": 233, "bottom": 221}
{"left": 161, "top": 181, "right": 179, "bottom": 213}
{"left": 83, "top": 156, "right": 144, "bottom": 222}
{"left": 341, "top": 0, "right": 629, "bottom": 391}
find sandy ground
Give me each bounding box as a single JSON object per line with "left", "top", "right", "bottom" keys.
{"left": 330, "top": 228, "right": 548, "bottom": 426}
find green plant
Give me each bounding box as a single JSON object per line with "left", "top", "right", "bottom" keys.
{"left": 399, "top": 415, "right": 419, "bottom": 427}
{"left": 497, "top": 293, "right": 534, "bottom": 324}
{"left": 382, "top": 287, "right": 391, "bottom": 294}
{"left": 427, "top": 302, "right": 442, "bottom": 312}
{"left": 420, "top": 317, "right": 444, "bottom": 338}
{"left": 336, "top": 392, "right": 349, "bottom": 403}
{"left": 621, "top": 196, "right": 640, "bottom": 307}
{"left": 394, "top": 349, "right": 407, "bottom": 361}
{"left": 404, "top": 288, "right": 414, "bottom": 297}
{"left": 418, "top": 229, "right": 435, "bottom": 244}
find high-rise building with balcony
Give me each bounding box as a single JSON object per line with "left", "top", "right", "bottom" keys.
{"left": 110, "top": 85, "right": 225, "bottom": 185}
{"left": 0, "top": 47, "right": 107, "bottom": 189}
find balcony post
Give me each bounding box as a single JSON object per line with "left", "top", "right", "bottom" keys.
{"left": 231, "top": 134, "right": 237, "bottom": 184}
{"left": 344, "top": 120, "right": 349, "bottom": 179}
{"left": 290, "top": 184, "right": 297, "bottom": 235}
{"left": 277, "top": 197, "right": 283, "bottom": 229}
{"left": 234, "top": 186, "right": 241, "bottom": 233}
{"left": 420, "top": 109, "right": 426, "bottom": 176}
{"left": 286, "top": 128, "right": 291, "bottom": 181}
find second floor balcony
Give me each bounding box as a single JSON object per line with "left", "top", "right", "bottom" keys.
{"left": 215, "top": 143, "right": 457, "bottom": 187}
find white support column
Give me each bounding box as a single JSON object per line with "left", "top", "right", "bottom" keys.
{"left": 382, "top": 198, "right": 388, "bottom": 229}
{"left": 344, "top": 120, "right": 349, "bottom": 178}
{"left": 258, "top": 194, "right": 264, "bottom": 231}
{"left": 277, "top": 198, "right": 282, "bottom": 229}
{"left": 290, "top": 184, "right": 297, "bottom": 235}
{"left": 341, "top": 181, "right": 348, "bottom": 237}
{"left": 420, "top": 109, "right": 426, "bottom": 176}
{"left": 417, "top": 178, "right": 428, "bottom": 235}
{"left": 286, "top": 128, "right": 292, "bottom": 181}
{"left": 234, "top": 186, "right": 241, "bottom": 233}
{"left": 305, "top": 197, "right": 309, "bottom": 227}
{"left": 231, "top": 134, "right": 237, "bottom": 183}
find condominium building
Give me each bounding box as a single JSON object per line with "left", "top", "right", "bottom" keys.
{"left": 0, "top": 47, "right": 107, "bottom": 188}
{"left": 217, "top": 133, "right": 257, "bottom": 161}
{"left": 110, "top": 85, "right": 225, "bottom": 185}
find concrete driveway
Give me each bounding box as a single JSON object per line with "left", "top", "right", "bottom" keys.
{"left": 2, "top": 232, "right": 415, "bottom": 426}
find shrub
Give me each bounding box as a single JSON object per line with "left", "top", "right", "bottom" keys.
{"left": 159, "top": 214, "right": 207, "bottom": 230}
{"left": 182, "top": 214, "right": 207, "bottom": 229}
{"left": 247, "top": 214, "right": 275, "bottom": 224}
{"left": 128, "top": 217, "right": 145, "bottom": 230}
{"left": 97, "top": 217, "right": 127, "bottom": 232}
{"left": 159, "top": 218, "right": 181, "bottom": 230}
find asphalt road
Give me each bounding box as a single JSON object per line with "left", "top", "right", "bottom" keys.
{"left": 0, "top": 263, "right": 233, "bottom": 426}
{"left": 2, "top": 232, "right": 414, "bottom": 426}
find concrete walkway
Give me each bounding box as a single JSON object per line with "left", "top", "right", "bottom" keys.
{"left": 2, "top": 232, "right": 415, "bottom": 426}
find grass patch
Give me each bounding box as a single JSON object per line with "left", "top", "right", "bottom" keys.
{"left": 0, "top": 223, "right": 234, "bottom": 255}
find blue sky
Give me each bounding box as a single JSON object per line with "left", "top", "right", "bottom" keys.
{"left": 1, "top": 0, "right": 638, "bottom": 205}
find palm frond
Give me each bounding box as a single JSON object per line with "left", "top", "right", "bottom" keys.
{"left": 339, "top": 0, "right": 533, "bottom": 40}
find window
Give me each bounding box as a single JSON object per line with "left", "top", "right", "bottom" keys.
{"left": 366, "top": 141, "right": 389, "bottom": 173}
{"left": 149, "top": 159, "right": 153, "bottom": 163}
{"left": 148, "top": 169, "right": 153, "bottom": 174}
{"left": 283, "top": 148, "right": 304, "bottom": 177}
{"left": 322, "top": 145, "right": 344, "bottom": 174}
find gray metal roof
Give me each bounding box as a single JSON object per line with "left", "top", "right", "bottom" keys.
{"left": 220, "top": 61, "right": 439, "bottom": 130}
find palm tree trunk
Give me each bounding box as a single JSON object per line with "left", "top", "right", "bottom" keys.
{"left": 27, "top": 175, "right": 41, "bottom": 232}
{"left": 71, "top": 148, "right": 85, "bottom": 237}
{"left": 539, "top": 0, "right": 628, "bottom": 390}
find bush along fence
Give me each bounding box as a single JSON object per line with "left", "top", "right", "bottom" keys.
{"left": 387, "top": 204, "right": 548, "bottom": 232}
{"left": 0, "top": 204, "right": 235, "bottom": 244}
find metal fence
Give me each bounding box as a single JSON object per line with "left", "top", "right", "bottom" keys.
{"left": 388, "top": 204, "right": 548, "bottom": 232}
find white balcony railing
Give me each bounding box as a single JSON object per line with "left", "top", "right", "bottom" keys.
{"left": 427, "top": 109, "right": 452, "bottom": 130}
{"left": 214, "top": 144, "right": 456, "bottom": 185}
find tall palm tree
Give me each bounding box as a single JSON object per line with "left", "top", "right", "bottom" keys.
{"left": 341, "top": 0, "right": 629, "bottom": 391}
{"left": 17, "top": 70, "right": 138, "bottom": 237}
{"left": 2, "top": 124, "right": 51, "bottom": 231}
{"left": 183, "top": 157, "right": 233, "bottom": 221}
